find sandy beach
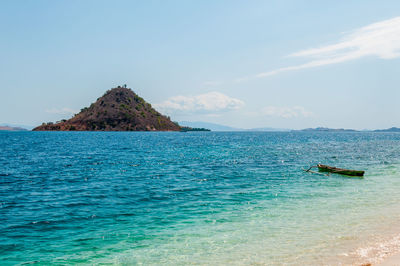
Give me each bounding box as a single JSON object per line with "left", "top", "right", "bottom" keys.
{"left": 379, "top": 253, "right": 400, "bottom": 266}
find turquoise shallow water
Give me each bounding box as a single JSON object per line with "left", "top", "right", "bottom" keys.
{"left": 1, "top": 131, "right": 400, "bottom": 265}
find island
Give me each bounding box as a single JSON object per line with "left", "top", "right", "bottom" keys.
{"left": 296, "top": 127, "right": 357, "bottom": 132}
{"left": 0, "top": 126, "right": 28, "bottom": 131}
{"left": 180, "top": 127, "right": 211, "bottom": 132}
{"left": 33, "top": 86, "right": 209, "bottom": 131}
{"left": 294, "top": 127, "right": 400, "bottom": 132}
{"left": 373, "top": 127, "right": 400, "bottom": 132}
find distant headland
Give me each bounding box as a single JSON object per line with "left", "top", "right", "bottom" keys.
{"left": 33, "top": 86, "right": 208, "bottom": 132}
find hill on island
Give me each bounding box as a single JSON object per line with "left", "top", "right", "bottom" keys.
{"left": 33, "top": 86, "right": 181, "bottom": 131}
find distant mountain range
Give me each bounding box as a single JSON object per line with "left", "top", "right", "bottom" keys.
{"left": 179, "top": 121, "right": 289, "bottom": 132}
{"left": 4, "top": 116, "right": 400, "bottom": 133}
{"left": 295, "top": 127, "right": 400, "bottom": 132}
{"left": 0, "top": 125, "right": 28, "bottom": 131}
{"left": 179, "top": 121, "right": 241, "bottom": 131}
{"left": 297, "top": 127, "right": 357, "bottom": 132}
{"left": 372, "top": 127, "right": 400, "bottom": 132}
{"left": 179, "top": 123, "right": 400, "bottom": 133}
{"left": 0, "top": 123, "right": 33, "bottom": 130}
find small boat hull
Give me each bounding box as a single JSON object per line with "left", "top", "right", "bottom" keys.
{"left": 317, "top": 164, "right": 364, "bottom": 177}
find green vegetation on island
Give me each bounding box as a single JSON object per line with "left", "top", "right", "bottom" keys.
{"left": 180, "top": 126, "right": 211, "bottom": 132}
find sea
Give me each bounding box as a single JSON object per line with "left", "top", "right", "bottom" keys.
{"left": 1, "top": 131, "right": 400, "bottom": 265}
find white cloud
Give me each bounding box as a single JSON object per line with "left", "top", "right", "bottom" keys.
{"left": 261, "top": 106, "right": 313, "bottom": 118}
{"left": 45, "top": 107, "right": 78, "bottom": 115}
{"left": 154, "top": 91, "right": 245, "bottom": 114}
{"left": 252, "top": 16, "right": 400, "bottom": 78}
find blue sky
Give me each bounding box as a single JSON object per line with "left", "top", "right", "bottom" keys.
{"left": 1, "top": 0, "right": 400, "bottom": 129}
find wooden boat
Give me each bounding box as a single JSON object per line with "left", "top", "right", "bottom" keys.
{"left": 317, "top": 164, "right": 364, "bottom": 177}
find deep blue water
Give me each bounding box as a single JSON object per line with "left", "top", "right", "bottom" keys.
{"left": 1, "top": 131, "right": 400, "bottom": 265}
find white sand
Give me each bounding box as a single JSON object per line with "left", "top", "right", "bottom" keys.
{"left": 379, "top": 253, "right": 400, "bottom": 266}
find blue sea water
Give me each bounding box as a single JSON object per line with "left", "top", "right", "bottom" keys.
{"left": 1, "top": 131, "right": 400, "bottom": 265}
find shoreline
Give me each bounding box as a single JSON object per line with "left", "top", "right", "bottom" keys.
{"left": 326, "top": 202, "right": 400, "bottom": 266}
{"left": 348, "top": 225, "right": 400, "bottom": 265}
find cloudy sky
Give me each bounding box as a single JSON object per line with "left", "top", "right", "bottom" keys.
{"left": 1, "top": 0, "right": 400, "bottom": 129}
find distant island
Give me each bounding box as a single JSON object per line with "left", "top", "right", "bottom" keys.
{"left": 373, "top": 127, "right": 400, "bottom": 132}
{"left": 0, "top": 126, "right": 28, "bottom": 131}
{"left": 179, "top": 121, "right": 289, "bottom": 132}
{"left": 293, "top": 127, "right": 400, "bottom": 132}
{"left": 179, "top": 123, "right": 400, "bottom": 132}
{"left": 180, "top": 126, "right": 210, "bottom": 132}
{"left": 33, "top": 86, "right": 209, "bottom": 132}
{"left": 296, "top": 127, "right": 357, "bottom": 132}
{"left": 179, "top": 121, "right": 241, "bottom": 131}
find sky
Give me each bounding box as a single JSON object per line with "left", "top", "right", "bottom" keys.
{"left": 1, "top": 0, "right": 400, "bottom": 130}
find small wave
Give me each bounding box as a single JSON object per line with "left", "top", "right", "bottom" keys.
{"left": 31, "top": 221, "right": 50, "bottom": 225}
{"left": 350, "top": 233, "right": 400, "bottom": 264}
{"left": 64, "top": 202, "right": 91, "bottom": 207}
{"left": 20, "top": 260, "right": 40, "bottom": 265}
